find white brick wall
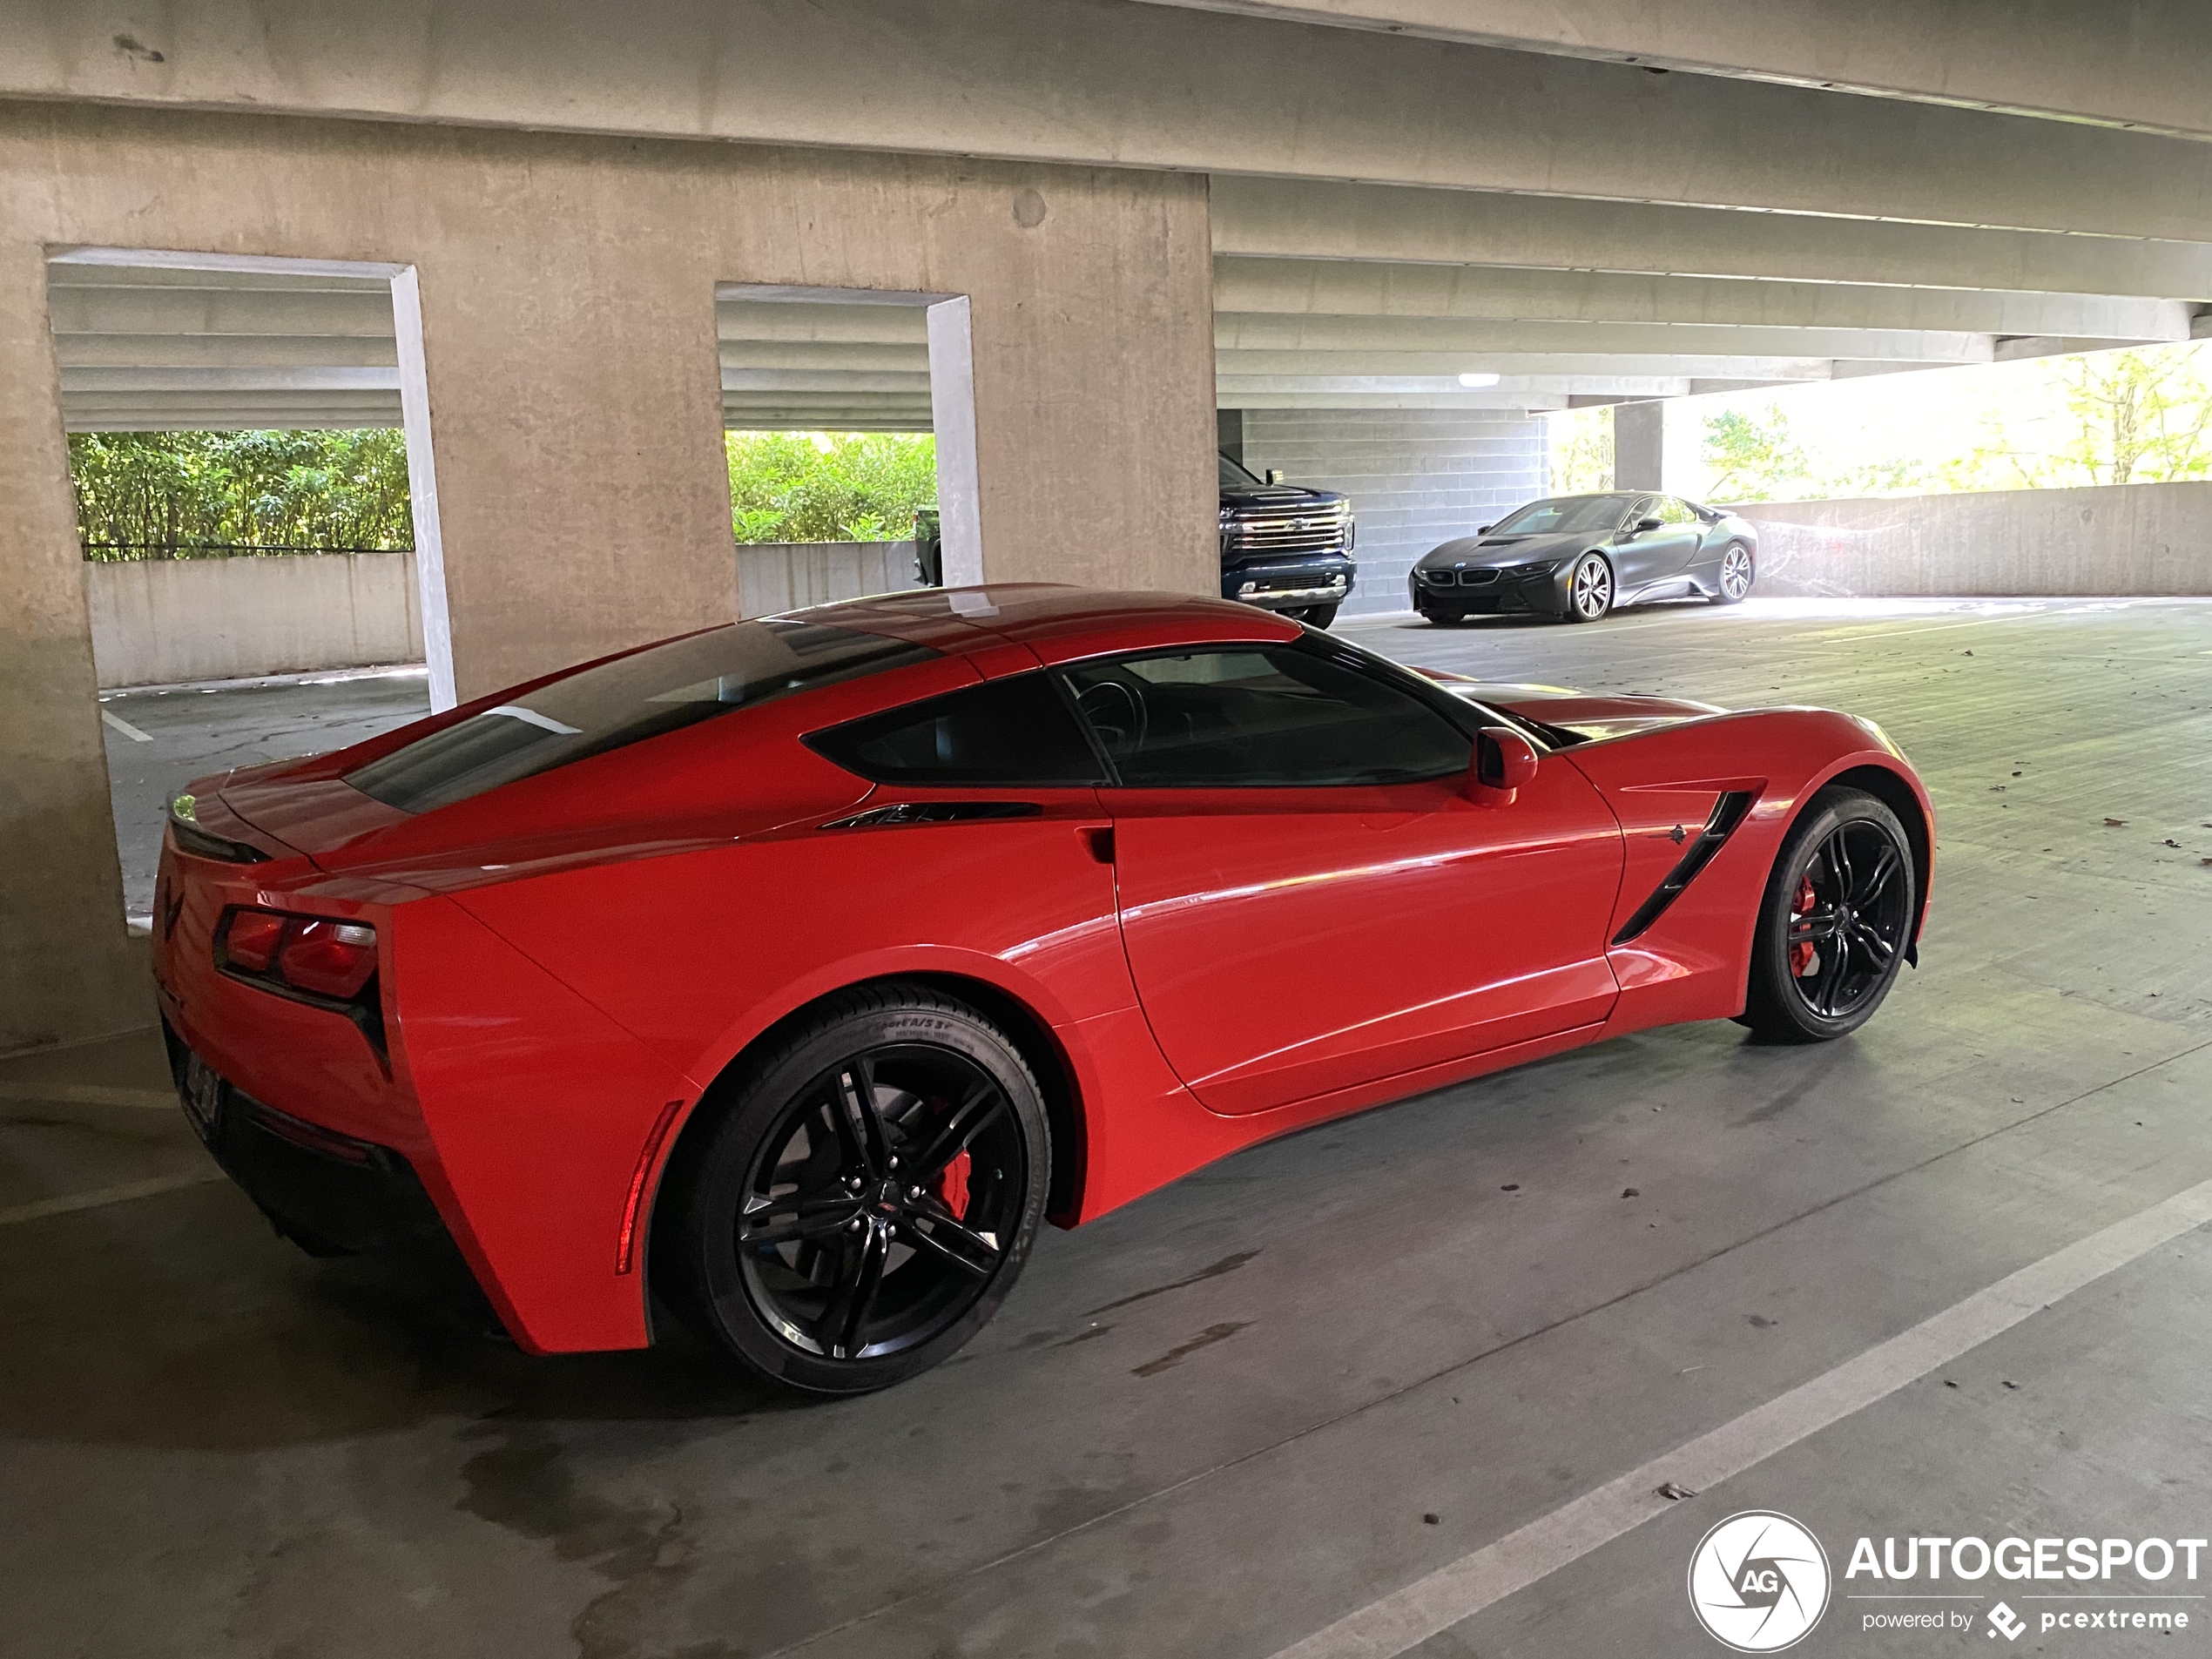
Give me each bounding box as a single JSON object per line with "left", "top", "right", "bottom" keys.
{"left": 1238, "top": 409, "right": 1549, "bottom": 616}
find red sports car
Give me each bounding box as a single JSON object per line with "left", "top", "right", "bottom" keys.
{"left": 153, "top": 587, "right": 1930, "bottom": 1393}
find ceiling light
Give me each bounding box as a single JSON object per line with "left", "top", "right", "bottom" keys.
{"left": 1459, "top": 373, "right": 1501, "bottom": 388}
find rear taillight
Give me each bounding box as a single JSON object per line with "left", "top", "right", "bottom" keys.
{"left": 276, "top": 921, "right": 380, "bottom": 999}
{"left": 216, "top": 907, "right": 384, "bottom": 1053}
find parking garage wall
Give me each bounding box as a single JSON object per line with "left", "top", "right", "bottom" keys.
{"left": 1237, "top": 409, "right": 1548, "bottom": 616}
{"left": 1735, "top": 482, "right": 2212, "bottom": 597}
{"left": 84, "top": 551, "right": 426, "bottom": 688}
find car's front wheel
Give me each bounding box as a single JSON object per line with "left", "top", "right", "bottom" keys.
{"left": 1564, "top": 552, "right": 1614, "bottom": 623}
{"left": 1739, "top": 786, "right": 1916, "bottom": 1042}
{"left": 667, "top": 983, "right": 1049, "bottom": 1393}
{"left": 1297, "top": 603, "right": 1340, "bottom": 630}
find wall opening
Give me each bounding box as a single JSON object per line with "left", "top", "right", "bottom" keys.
{"left": 45, "top": 247, "right": 448, "bottom": 927}
{"left": 713, "top": 283, "right": 978, "bottom": 613}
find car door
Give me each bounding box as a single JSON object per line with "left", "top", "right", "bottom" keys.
{"left": 1057, "top": 640, "right": 1624, "bottom": 1116}
{"left": 1615, "top": 496, "right": 1703, "bottom": 595}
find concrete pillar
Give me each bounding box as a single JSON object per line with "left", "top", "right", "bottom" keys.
{"left": 1614, "top": 400, "right": 1664, "bottom": 490}
{"left": 0, "top": 100, "right": 1217, "bottom": 1047}
{"left": 0, "top": 242, "right": 149, "bottom": 1051}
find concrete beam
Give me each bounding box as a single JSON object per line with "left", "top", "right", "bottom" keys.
{"left": 1219, "top": 352, "right": 1838, "bottom": 379}
{"left": 1214, "top": 314, "right": 1995, "bottom": 362}
{"left": 8, "top": 0, "right": 2212, "bottom": 239}
{"left": 1130, "top": 0, "right": 2212, "bottom": 142}
{"left": 1212, "top": 257, "right": 2196, "bottom": 342}
{"left": 1213, "top": 178, "right": 2212, "bottom": 303}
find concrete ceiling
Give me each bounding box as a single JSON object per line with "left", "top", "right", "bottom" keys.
{"left": 24, "top": 0, "right": 2212, "bottom": 432}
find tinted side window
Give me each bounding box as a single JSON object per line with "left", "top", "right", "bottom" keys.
{"left": 807, "top": 671, "right": 1107, "bottom": 786}
{"left": 1059, "top": 644, "right": 1469, "bottom": 787}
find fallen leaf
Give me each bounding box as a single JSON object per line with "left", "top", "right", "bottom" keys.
{"left": 1501, "top": 1183, "right": 1520, "bottom": 1191}
{"left": 1423, "top": 1513, "right": 1440, "bottom": 1525}
{"left": 2165, "top": 839, "right": 2182, "bottom": 848}
{"left": 1622, "top": 1187, "right": 1641, "bottom": 1198}
{"left": 1961, "top": 649, "right": 1974, "bottom": 656}
{"left": 1656, "top": 1480, "right": 1697, "bottom": 1501}
{"left": 2104, "top": 818, "right": 2128, "bottom": 826}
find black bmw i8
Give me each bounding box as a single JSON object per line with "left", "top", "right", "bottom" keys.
{"left": 1409, "top": 491, "right": 1758, "bottom": 624}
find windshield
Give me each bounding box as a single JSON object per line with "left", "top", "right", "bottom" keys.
{"left": 1489, "top": 495, "right": 1635, "bottom": 536}
{"left": 347, "top": 619, "right": 936, "bottom": 813}
{"left": 1218, "top": 453, "right": 1264, "bottom": 489}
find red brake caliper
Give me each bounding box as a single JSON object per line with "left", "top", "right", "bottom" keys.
{"left": 1789, "top": 873, "right": 1818, "bottom": 977}
{"left": 933, "top": 1149, "right": 972, "bottom": 1221}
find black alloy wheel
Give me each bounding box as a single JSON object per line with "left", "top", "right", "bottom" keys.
{"left": 670, "top": 983, "right": 1049, "bottom": 1393}
{"left": 1740, "top": 786, "right": 1917, "bottom": 1042}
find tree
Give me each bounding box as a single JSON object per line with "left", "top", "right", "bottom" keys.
{"left": 725, "top": 430, "right": 939, "bottom": 543}
{"left": 1547, "top": 406, "right": 1613, "bottom": 494}
{"left": 1701, "top": 407, "right": 1813, "bottom": 503}
{"left": 2054, "top": 349, "right": 2212, "bottom": 485}
{"left": 69, "top": 428, "right": 414, "bottom": 556}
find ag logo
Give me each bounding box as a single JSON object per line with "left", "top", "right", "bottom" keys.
{"left": 1687, "top": 1511, "right": 1831, "bottom": 1652}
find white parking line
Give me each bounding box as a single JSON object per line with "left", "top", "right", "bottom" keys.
{"left": 99, "top": 708, "right": 154, "bottom": 742}
{"left": 1268, "top": 1172, "right": 2212, "bottom": 1659}
{"left": 0, "top": 1170, "right": 224, "bottom": 1229}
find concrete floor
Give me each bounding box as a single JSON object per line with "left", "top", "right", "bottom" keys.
{"left": 13, "top": 597, "right": 2212, "bottom": 1658}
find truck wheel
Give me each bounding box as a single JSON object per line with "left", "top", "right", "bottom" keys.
{"left": 1298, "top": 604, "right": 1340, "bottom": 630}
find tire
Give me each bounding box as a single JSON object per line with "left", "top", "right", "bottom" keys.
{"left": 1709, "top": 542, "right": 1754, "bottom": 605}
{"left": 1298, "top": 603, "right": 1340, "bottom": 630}
{"left": 669, "top": 981, "right": 1050, "bottom": 1394}
{"left": 1564, "top": 551, "right": 1614, "bottom": 623}
{"left": 1419, "top": 606, "right": 1467, "bottom": 626}
{"left": 1739, "top": 786, "right": 1916, "bottom": 1042}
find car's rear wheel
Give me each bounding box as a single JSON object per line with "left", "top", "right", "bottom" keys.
{"left": 1710, "top": 542, "right": 1754, "bottom": 604}
{"left": 1565, "top": 552, "right": 1614, "bottom": 623}
{"left": 1297, "top": 603, "right": 1340, "bottom": 630}
{"left": 1739, "top": 787, "right": 1916, "bottom": 1042}
{"left": 670, "top": 983, "right": 1049, "bottom": 1393}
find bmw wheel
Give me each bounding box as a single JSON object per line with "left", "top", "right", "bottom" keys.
{"left": 667, "top": 982, "right": 1049, "bottom": 1393}
{"left": 1565, "top": 552, "right": 1614, "bottom": 624}
{"left": 1740, "top": 787, "right": 1916, "bottom": 1042}
{"left": 1710, "top": 542, "right": 1755, "bottom": 605}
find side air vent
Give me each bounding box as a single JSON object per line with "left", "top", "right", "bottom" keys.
{"left": 1610, "top": 791, "right": 1757, "bottom": 945}
{"left": 823, "top": 801, "right": 1044, "bottom": 830}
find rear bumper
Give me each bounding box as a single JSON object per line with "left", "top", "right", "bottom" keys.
{"left": 165, "top": 1020, "right": 447, "bottom": 1255}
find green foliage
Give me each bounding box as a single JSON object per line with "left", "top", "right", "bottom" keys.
{"left": 2053, "top": 350, "right": 2212, "bottom": 485}
{"left": 1702, "top": 408, "right": 1813, "bottom": 503}
{"left": 1547, "top": 406, "right": 1614, "bottom": 494}
{"left": 725, "top": 431, "right": 938, "bottom": 543}
{"left": 69, "top": 429, "right": 414, "bottom": 558}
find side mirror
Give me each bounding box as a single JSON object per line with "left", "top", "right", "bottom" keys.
{"left": 1265, "top": 469, "right": 1287, "bottom": 485}
{"left": 1633, "top": 516, "right": 1664, "bottom": 534}
{"left": 1475, "top": 523, "right": 1494, "bottom": 534}
{"left": 1468, "top": 726, "right": 1540, "bottom": 806}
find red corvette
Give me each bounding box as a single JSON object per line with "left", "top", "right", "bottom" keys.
{"left": 153, "top": 586, "right": 1931, "bottom": 1392}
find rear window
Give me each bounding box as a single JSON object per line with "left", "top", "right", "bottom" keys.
{"left": 347, "top": 620, "right": 936, "bottom": 813}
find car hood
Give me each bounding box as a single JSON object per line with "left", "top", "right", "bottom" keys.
{"left": 1416, "top": 529, "right": 1588, "bottom": 570}
{"left": 1421, "top": 675, "right": 1729, "bottom": 742}
{"left": 1220, "top": 484, "right": 1349, "bottom": 510}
